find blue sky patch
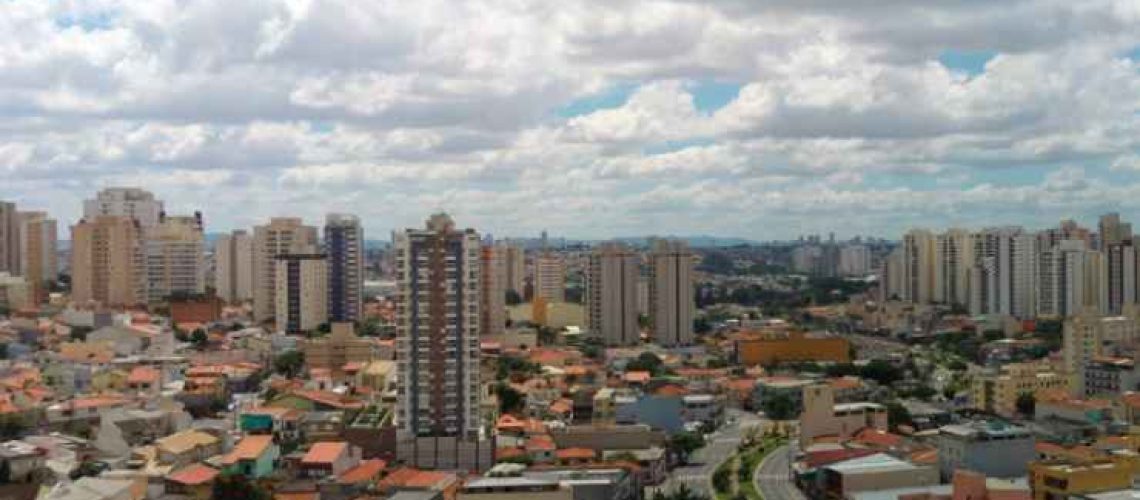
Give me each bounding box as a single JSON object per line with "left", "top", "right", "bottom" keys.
{"left": 308, "top": 121, "right": 335, "bottom": 134}
{"left": 689, "top": 80, "right": 743, "bottom": 114}
{"left": 55, "top": 10, "right": 117, "bottom": 31}
{"left": 556, "top": 83, "right": 638, "bottom": 118}
{"left": 938, "top": 49, "right": 997, "bottom": 77}
{"left": 1126, "top": 45, "right": 1140, "bottom": 62}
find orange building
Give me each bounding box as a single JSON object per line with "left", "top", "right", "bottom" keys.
{"left": 735, "top": 331, "right": 850, "bottom": 366}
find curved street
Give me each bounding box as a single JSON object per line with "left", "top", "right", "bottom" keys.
{"left": 754, "top": 443, "right": 807, "bottom": 500}
{"left": 650, "top": 409, "right": 761, "bottom": 498}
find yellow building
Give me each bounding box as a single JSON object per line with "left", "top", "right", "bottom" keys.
{"left": 971, "top": 360, "right": 1069, "bottom": 417}
{"left": 1029, "top": 459, "right": 1132, "bottom": 500}
{"left": 735, "top": 331, "right": 850, "bottom": 366}
{"left": 302, "top": 322, "right": 376, "bottom": 373}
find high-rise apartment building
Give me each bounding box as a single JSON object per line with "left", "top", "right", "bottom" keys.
{"left": 214, "top": 230, "right": 254, "bottom": 303}
{"left": 838, "top": 244, "right": 871, "bottom": 276}
{"left": 648, "top": 240, "right": 694, "bottom": 347}
{"left": 532, "top": 252, "right": 565, "bottom": 303}
{"left": 504, "top": 244, "right": 525, "bottom": 297}
{"left": 143, "top": 213, "right": 205, "bottom": 303}
{"left": 936, "top": 229, "right": 974, "bottom": 307}
{"left": 1099, "top": 212, "right": 1132, "bottom": 249}
{"left": 17, "top": 211, "right": 56, "bottom": 304}
{"left": 1064, "top": 311, "right": 1139, "bottom": 396}
{"left": 71, "top": 216, "right": 144, "bottom": 307}
{"left": 83, "top": 188, "right": 164, "bottom": 228}
{"left": 275, "top": 253, "right": 328, "bottom": 333}
{"left": 394, "top": 214, "right": 490, "bottom": 471}
{"left": 480, "top": 244, "right": 507, "bottom": 337}
{"left": 969, "top": 227, "right": 1037, "bottom": 318}
{"left": 586, "top": 242, "right": 640, "bottom": 346}
{"left": 903, "top": 229, "right": 938, "bottom": 304}
{"left": 324, "top": 214, "right": 364, "bottom": 323}
{"left": 881, "top": 247, "right": 906, "bottom": 301}
{"left": 1039, "top": 240, "right": 1103, "bottom": 317}
{"left": 253, "top": 218, "right": 319, "bottom": 322}
{"left": 1105, "top": 244, "right": 1136, "bottom": 315}
{"left": 0, "top": 202, "right": 18, "bottom": 275}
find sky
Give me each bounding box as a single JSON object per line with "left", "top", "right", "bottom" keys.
{"left": 2, "top": 0, "right": 1140, "bottom": 241}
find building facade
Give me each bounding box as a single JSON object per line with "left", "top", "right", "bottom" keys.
{"left": 586, "top": 243, "right": 640, "bottom": 346}
{"left": 480, "top": 244, "right": 507, "bottom": 338}
{"left": 325, "top": 213, "right": 364, "bottom": 323}
{"left": 533, "top": 252, "right": 565, "bottom": 303}
{"left": 253, "top": 218, "right": 319, "bottom": 322}
{"left": 275, "top": 253, "right": 328, "bottom": 333}
{"left": 394, "top": 214, "right": 489, "bottom": 471}
{"left": 143, "top": 214, "right": 205, "bottom": 304}
{"left": 70, "top": 216, "right": 144, "bottom": 307}
{"left": 0, "top": 202, "right": 17, "bottom": 276}
{"left": 648, "top": 239, "right": 694, "bottom": 347}
{"left": 17, "top": 211, "right": 57, "bottom": 305}
{"left": 83, "top": 187, "right": 163, "bottom": 228}
{"left": 214, "top": 230, "right": 253, "bottom": 304}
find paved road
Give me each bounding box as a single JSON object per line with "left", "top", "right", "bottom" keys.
{"left": 651, "top": 409, "right": 761, "bottom": 497}
{"left": 754, "top": 443, "right": 807, "bottom": 500}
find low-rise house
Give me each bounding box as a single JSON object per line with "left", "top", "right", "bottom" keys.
{"left": 937, "top": 421, "right": 1035, "bottom": 481}
{"left": 45, "top": 395, "right": 131, "bottom": 429}
{"left": 0, "top": 440, "right": 46, "bottom": 482}
{"left": 239, "top": 406, "right": 304, "bottom": 443}
{"left": 799, "top": 384, "right": 887, "bottom": 447}
{"left": 602, "top": 446, "right": 667, "bottom": 485}
{"left": 221, "top": 434, "right": 279, "bottom": 478}
{"left": 811, "top": 452, "right": 939, "bottom": 499}
{"left": 164, "top": 463, "right": 219, "bottom": 499}
{"left": 154, "top": 429, "right": 221, "bottom": 467}
{"left": 301, "top": 441, "right": 361, "bottom": 478}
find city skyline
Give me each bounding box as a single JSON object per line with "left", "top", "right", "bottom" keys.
{"left": 3, "top": 2, "right": 1140, "bottom": 240}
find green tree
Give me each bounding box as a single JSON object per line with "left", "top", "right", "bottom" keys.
{"left": 273, "top": 350, "right": 305, "bottom": 378}
{"left": 712, "top": 465, "right": 732, "bottom": 494}
{"left": 69, "top": 326, "right": 93, "bottom": 342}
{"left": 859, "top": 360, "right": 903, "bottom": 386}
{"left": 886, "top": 401, "right": 912, "bottom": 430}
{"left": 494, "top": 382, "right": 524, "bottom": 414}
{"left": 626, "top": 352, "right": 664, "bottom": 375}
{"left": 761, "top": 392, "right": 798, "bottom": 420}
{"left": 358, "top": 318, "right": 382, "bottom": 337}
{"left": 212, "top": 473, "right": 271, "bottom": 500}
{"left": 0, "top": 343, "right": 8, "bottom": 360}
{"left": 1016, "top": 392, "right": 1036, "bottom": 416}
{"left": 191, "top": 329, "right": 209, "bottom": 350}
{"left": 505, "top": 290, "right": 523, "bottom": 306}
{"left": 668, "top": 431, "right": 704, "bottom": 464}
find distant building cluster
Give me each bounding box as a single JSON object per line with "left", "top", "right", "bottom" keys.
{"left": 881, "top": 214, "right": 1140, "bottom": 318}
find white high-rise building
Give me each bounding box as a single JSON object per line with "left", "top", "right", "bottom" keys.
{"left": 838, "top": 245, "right": 871, "bottom": 276}
{"left": 394, "top": 214, "right": 490, "bottom": 471}
{"left": 648, "top": 240, "right": 695, "bottom": 347}
{"left": 84, "top": 188, "right": 164, "bottom": 228}
{"left": 324, "top": 214, "right": 364, "bottom": 323}
{"left": 586, "top": 242, "right": 640, "bottom": 346}
{"left": 969, "top": 227, "right": 1037, "bottom": 318}
{"left": 1039, "top": 240, "right": 1103, "bottom": 317}
{"left": 143, "top": 214, "right": 206, "bottom": 303}
{"left": 936, "top": 229, "right": 974, "bottom": 308}
{"left": 881, "top": 247, "right": 906, "bottom": 301}
{"left": 214, "top": 230, "right": 254, "bottom": 303}
{"left": 253, "top": 218, "right": 319, "bottom": 322}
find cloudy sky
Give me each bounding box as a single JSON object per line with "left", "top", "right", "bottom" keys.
{"left": 3, "top": 0, "right": 1140, "bottom": 241}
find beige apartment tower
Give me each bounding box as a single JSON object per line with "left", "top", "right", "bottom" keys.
{"left": 17, "top": 211, "right": 56, "bottom": 305}
{"left": 504, "top": 244, "right": 526, "bottom": 297}
{"left": 253, "top": 218, "right": 319, "bottom": 322}
{"left": 214, "top": 230, "right": 254, "bottom": 303}
{"left": 0, "top": 202, "right": 18, "bottom": 275}
{"left": 71, "top": 216, "right": 144, "bottom": 307}
{"left": 143, "top": 213, "right": 205, "bottom": 303}
{"left": 533, "top": 251, "right": 566, "bottom": 303}
{"left": 275, "top": 253, "right": 328, "bottom": 333}
{"left": 480, "top": 244, "right": 507, "bottom": 337}
{"left": 83, "top": 187, "right": 164, "bottom": 228}
{"left": 649, "top": 240, "right": 695, "bottom": 347}
{"left": 586, "top": 242, "right": 640, "bottom": 346}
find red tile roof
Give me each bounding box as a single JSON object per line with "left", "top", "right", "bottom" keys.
{"left": 303, "top": 442, "right": 348, "bottom": 464}
{"left": 526, "top": 434, "right": 556, "bottom": 452}
{"left": 337, "top": 459, "right": 387, "bottom": 484}
{"left": 166, "top": 463, "right": 219, "bottom": 485}
{"left": 221, "top": 435, "right": 274, "bottom": 465}
{"left": 624, "top": 371, "right": 651, "bottom": 383}
{"left": 853, "top": 428, "right": 904, "bottom": 448}
{"left": 556, "top": 448, "right": 596, "bottom": 460}
{"left": 804, "top": 448, "right": 878, "bottom": 468}
{"left": 128, "top": 366, "right": 160, "bottom": 385}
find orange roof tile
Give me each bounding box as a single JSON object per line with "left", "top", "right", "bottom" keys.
{"left": 404, "top": 470, "right": 456, "bottom": 489}
{"left": 303, "top": 441, "right": 348, "bottom": 464}
{"left": 221, "top": 435, "right": 274, "bottom": 465}
{"left": 556, "top": 447, "right": 596, "bottom": 460}
{"left": 128, "top": 366, "right": 160, "bottom": 385}
{"left": 853, "top": 428, "right": 904, "bottom": 448}
{"left": 166, "top": 463, "right": 219, "bottom": 485}
{"left": 496, "top": 447, "right": 526, "bottom": 459}
{"left": 496, "top": 414, "right": 525, "bottom": 431}
{"left": 273, "top": 493, "right": 317, "bottom": 500}
{"left": 549, "top": 399, "right": 573, "bottom": 415}
{"left": 337, "top": 459, "right": 387, "bottom": 484}
{"left": 653, "top": 384, "right": 689, "bottom": 397}
{"left": 624, "top": 371, "right": 651, "bottom": 383}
